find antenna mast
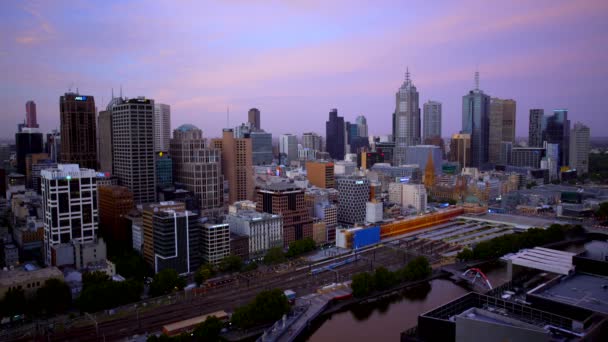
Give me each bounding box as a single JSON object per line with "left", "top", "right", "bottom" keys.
{"left": 474, "top": 70, "right": 480, "bottom": 91}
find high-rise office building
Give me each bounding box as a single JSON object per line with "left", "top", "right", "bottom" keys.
{"left": 153, "top": 103, "right": 171, "bottom": 153}
{"left": 462, "top": 72, "right": 490, "bottom": 168}
{"left": 97, "top": 110, "right": 112, "bottom": 173}
{"left": 212, "top": 129, "right": 254, "bottom": 204}
{"left": 15, "top": 128, "right": 43, "bottom": 175}
{"left": 511, "top": 147, "right": 545, "bottom": 169}
{"left": 543, "top": 109, "right": 570, "bottom": 168}
{"left": 25, "top": 152, "right": 49, "bottom": 188}
{"left": 251, "top": 131, "right": 273, "bottom": 165}
{"left": 60, "top": 93, "right": 97, "bottom": 169}
{"left": 98, "top": 185, "right": 134, "bottom": 243}
{"left": 248, "top": 108, "right": 261, "bottom": 131}
{"left": 202, "top": 222, "right": 230, "bottom": 265}
{"left": 41, "top": 164, "right": 98, "bottom": 266}
{"left": 449, "top": 133, "right": 471, "bottom": 168}
{"left": 153, "top": 209, "right": 201, "bottom": 274}
{"left": 111, "top": 97, "right": 156, "bottom": 204}
{"left": 142, "top": 201, "right": 185, "bottom": 266}
{"left": 393, "top": 69, "right": 421, "bottom": 166}
{"left": 257, "top": 183, "right": 313, "bottom": 247}
{"left": 306, "top": 160, "right": 335, "bottom": 188}
{"left": 325, "top": 109, "right": 345, "bottom": 160}
{"left": 156, "top": 152, "right": 173, "bottom": 188}
{"left": 405, "top": 145, "right": 442, "bottom": 175}
{"left": 488, "top": 98, "right": 516, "bottom": 163}
{"left": 280, "top": 134, "right": 298, "bottom": 164}
{"left": 302, "top": 132, "right": 323, "bottom": 152}
{"left": 45, "top": 130, "right": 61, "bottom": 163}
{"left": 355, "top": 115, "right": 368, "bottom": 138}
{"left": 528, "top": 109, "right": 544, "bottom": 147}
{"left": 25, "top": 100, "right": 39, "bottom": 128}
{"left": 336, "top": 177, "right": 370, "bottom": 225}
{"left": 569, "top": 122, "right": 590, "bottom": 175}
{"left": 170, "top": 124, "right": 223, "bottom": 210}
{"left": 423, "top": 101, "right": 442, "bottom": 142}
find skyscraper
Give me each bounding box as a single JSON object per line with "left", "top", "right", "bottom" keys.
{"left": 393, "top": 69, "right": 421, "bottom": 166}
{"left": 111, "top": 97, "right": 156, "bottom": 204}
{"left": 569, "top": 122, "right": 590, "bottom": 175}
{"left": 153, "top": 104, "right": 171, "bottom": 153}
{"left": 462, "top": 72, "right": 490, "bottom": 168}
{"left": 423, "top": 101, "right": 442, "bottom": 142}
{"left": 45, "top": 129, "right": 61, "bottom": 163}
{"left": 449, "top": 133, "right": 471, "bottom": 168}
{"left": 212, "top": 129, "right": 254, "bottom": 204}
{"left": 251, "top": 131, "right": 273, "bottom": 165}
{"left": 25, "top": 100, "right": 39, "bottom": 128}
{"left": 170, "top": 124, "right": 224, "bottom": 210}
{"left": 41, "top": 164, "right": 98, "bottom": 265}
{"left": 60, "top": 93, "right": 97, "bottom": 169}
{"left": 528, "top": 109, "right": 544, "bottom": 147}
{"left": 280, "top": 134, "right": 298, "bottom": 164}
{"left": 356, "top": 115, "right": 368, "bottom": 138}
{"left": 336, "top": 177, "right": 370, "bottom": 225}
{"left": 325, "top": 109, "right": 345, "bottom": 160}
{"left": 488, "top": 98, "right": 516, "bottom": 164}
{"left": 543, "top": 109, "right": 570, "bottom": 168}
{"left": 153, "top": 209, "right": 201, "bottom": 274}
{"left": 301, "top": 132, "right": 323, "bottom": 152}
{"left": 15, "top": 128, "right": 43, "bottom": 175}
{"left": 97, "top": 110, "right": 112, "bottom": 173}
{"left": 248, "top": 108, "right": 261, "bottom": 131}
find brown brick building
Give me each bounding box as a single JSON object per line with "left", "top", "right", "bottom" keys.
{"left": 59, "top": 93, "right": 97, "bottom": 169}
{"left": 306, "top": 161, "right": 334, "bottom": 188}
{"left": 99, "top": 185, "right": 135, "bottom": 243}
{"left": 212, "top": 129, "right": 254, "bottom": 204}
{"left": 257, "top": 183, "right": 313, "bottom": 247}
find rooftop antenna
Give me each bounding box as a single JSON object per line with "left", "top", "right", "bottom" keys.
{"left": 120, "top": 85, "right": 123, "bottom": 98}
{"left": 226, "top": 106, "right": 230, "bottom": 128}
{"left": 111, "top": 88, "right": 114, "bottom": 99}
{"left": 76, "top": 87, "right": 79, "bottom": 95}
{"left": 474, "top": 69, "right": 480, "bottom": 91}
{"left": 405, "top": 66, "right": 411, "bottom": 84}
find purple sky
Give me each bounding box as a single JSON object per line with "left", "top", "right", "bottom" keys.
{"left": 1, "top": 0, "right": 607, "bottom": 139}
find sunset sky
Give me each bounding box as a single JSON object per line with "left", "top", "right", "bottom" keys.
{"left": 1, "top": 0, "right": 607, "bottom": 139}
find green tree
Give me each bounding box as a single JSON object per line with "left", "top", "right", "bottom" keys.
{"left": 78, "top": 279, "right": 143, "bottom": 313}
{"left": 82, "top": 271, "right": 110, "bottom": 290}
{"left": 456, "top": 248, "right": 474, "bottom": 261}
{"left": 595, "top": 202, "right": 608, "bottom": 220}
{"left": 286, "top": 238, "right": 316, "bottom": 258}
{"left": 192, "top": 315, "right": 225, "bottom": 341}
{"left": 219, "top": 255, "right": 243, "bottom": 273}
{"left": 263, "top": 247, "right": 286, "bottom": 265}
{"left": 242, "top": 262, "right": 258, "bottom": 273}
{"left": 36, "top": 278, "right": 72, "bottom": 315}
{"left": 111, "top": 251, "right": 151, "bottom": 280}
{"left": 231, "top": 289, "right": 290, "bottom": 329}
{"left": 194, "top": 264, "right": 215, "bottom": 286}
{"left": 1, "top": 287, "right": 27, "bottom": 318}
{"left": 149, "top": 269, "right": 185, "bottom": 297}
{"left": 373, "top": 267, "right": 396, "bottom": 291}
{"left": 351, "top": 272, "right": 375, "bottom": 298}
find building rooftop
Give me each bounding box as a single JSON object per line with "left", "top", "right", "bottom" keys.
{"left": 460, "top": 213, "right": 564, "bottom": 229}
{"left": 228, "top": 210, "right": 279, "bottom": 221}
{"left": 259, "top": 182, "right": 301, "bottom": 192}
{"left": 530, "top": 273, "right": 608, "bottom": 315}
{"left": 0, "top": 266, "right": 63, "bottom": 286}
{"left": 502, "top": 247, "right": 576, "bottom": 275}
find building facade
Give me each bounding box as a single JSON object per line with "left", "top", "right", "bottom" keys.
{"left": 98, "top": 185, "right": 134, "bottom": 243}
{"left": 60, "top": 93, "right": 97, "bottom": 169}
{"left": 461, "top": 74, "right": 490, "bottom": 168}
{"left": 153, "top": 209, "right": 200, "bottom": 274}
{"left": 325, "top": 109, "right": 345, "bottom": 160}
{"left": 488, "top": 98, "right": 516, "bottom": 164}
{"left": 306, "top": 161, "right": 335, "bottom": 188}
{"left": 569, "top": 122, "right": 590, "bottom": 175}
{"left": 226, "top": 210, "right": 283, "bottom": 258}
{"left": 543, "top": 109, "right": 570, "bottom": 168}
{"left": 248, "top": 108, "right": 261, "bottom": 131}
{"left": 528, "top": 109, "right": 544, "bottom": 148}
{"left": 142, "top": 201, "right": 186, "bottom": 266}
{"left": 26, "top": 100, "right": 39, "bottom": 128}
{"left": 15, "top": 129, "right": 43, "bottom": 175}
{"left": 41, "top": 164, "right": 98, "bottom": 266}
{"left": 111, "top": 97, "right": 156, "bottom": 204}
{"left": 97, "top": 110, "right": 113, "bottom": 173}
{"left": 153, "top": 103, "right": 171, "bottom": 153}
{"left": 212, "top": 129, "right": 254, "bottom": 204}
{"left": 251, "top": 131, "right": 273, "bottom": 165}
{"left": 202, "top": 222, "right": 230, "bottom": 265}
{"left": 336, "top": 177, "right": 370, "bottom": 225}
{"left": 257, "top": 183, "right": 313, "bottom": 247}
{"left": 423, "top": 100, "right": 442, "bottom": 142}
{"left": 405, "top": 145, "right": 442, "bottom": 175}
{"left": 449, "top": 133, "right": 471, "bottom": 168}
{"left": 393, "top": 70, "right": 421, "bottom": 165}
{"left": 279, "top": 134, "right": 298, "bottom": 164}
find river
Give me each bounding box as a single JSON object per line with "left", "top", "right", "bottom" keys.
{"left": 303, "top": 264, "right": 510, "bottom": 342}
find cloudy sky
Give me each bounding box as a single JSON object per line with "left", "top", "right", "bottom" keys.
{"left": 1, "top": 0, "right": 607, "bottom": 139}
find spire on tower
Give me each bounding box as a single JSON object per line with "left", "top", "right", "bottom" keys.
{"left": 405, "top": 67, "right": 411, "bottom": 85}
{"left": 474, "top": 70, "right": 480, "bottom": 91}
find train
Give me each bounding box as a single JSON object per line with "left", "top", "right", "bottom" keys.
{"left": 309, "top": 255, "right": 360, "bottom": 275}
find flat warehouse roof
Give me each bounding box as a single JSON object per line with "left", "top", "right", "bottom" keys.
{"left": 531, "top": 273, "right": 608, "bottom": 315}
{"left": 502, "top": 247, "right": 575, "bottom": 275}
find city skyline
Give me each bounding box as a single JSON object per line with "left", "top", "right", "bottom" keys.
{"left": 1, "top": 0, "right": 607, "bottom": 139}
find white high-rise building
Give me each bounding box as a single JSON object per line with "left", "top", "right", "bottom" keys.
{"left": 356, "top": 115, "right": 368, "bottom": 138}
{"left": 569, "top": 122, "right": 590, "bottom": 175}
{"left": 280, "top": 134, "right": 298, "bottom": 163}
{"left": 202, "top": 222, "right": 230, "bottom": 265}
{"left": 393, "top": 68, "right": 421, "bottom": 166}
{"left": 423, "top": 101, "right": 442, "bottom": 142}
{"left": 41, "top": 164, "right": 98, "bottom": 265}
{"left": 154, "top": 103, "right": 171, "bottom": 153}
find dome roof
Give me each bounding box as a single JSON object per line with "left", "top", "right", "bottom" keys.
{"left": 176, "top": 124, "right": 199, "bottom": 132}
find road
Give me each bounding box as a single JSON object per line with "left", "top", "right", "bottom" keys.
{"left": 43, "top": 245, "right": 413, "bottom": 341}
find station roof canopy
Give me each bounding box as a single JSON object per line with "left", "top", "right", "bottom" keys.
{"left": 501, "top": 247, "right": 576, "bottom": 275}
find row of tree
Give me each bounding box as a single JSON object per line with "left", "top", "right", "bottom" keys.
{"left": 77, "top": 272, "right": 143, "bottom": 312}
{"left": 264, "top": 238, "right": 317, "bottom": 265}
{"left": 0, "top": 278, "right": 72, "bottom": 319}
{"left": 456, "top": 224, "right": 583, "bottom": 261}
{"left": 351, "top": 256, "right": 432, "bottom": 298}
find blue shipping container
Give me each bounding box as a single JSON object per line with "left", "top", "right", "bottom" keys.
{"left": 352, "top": 226, "right": 381, "bottom": 249}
